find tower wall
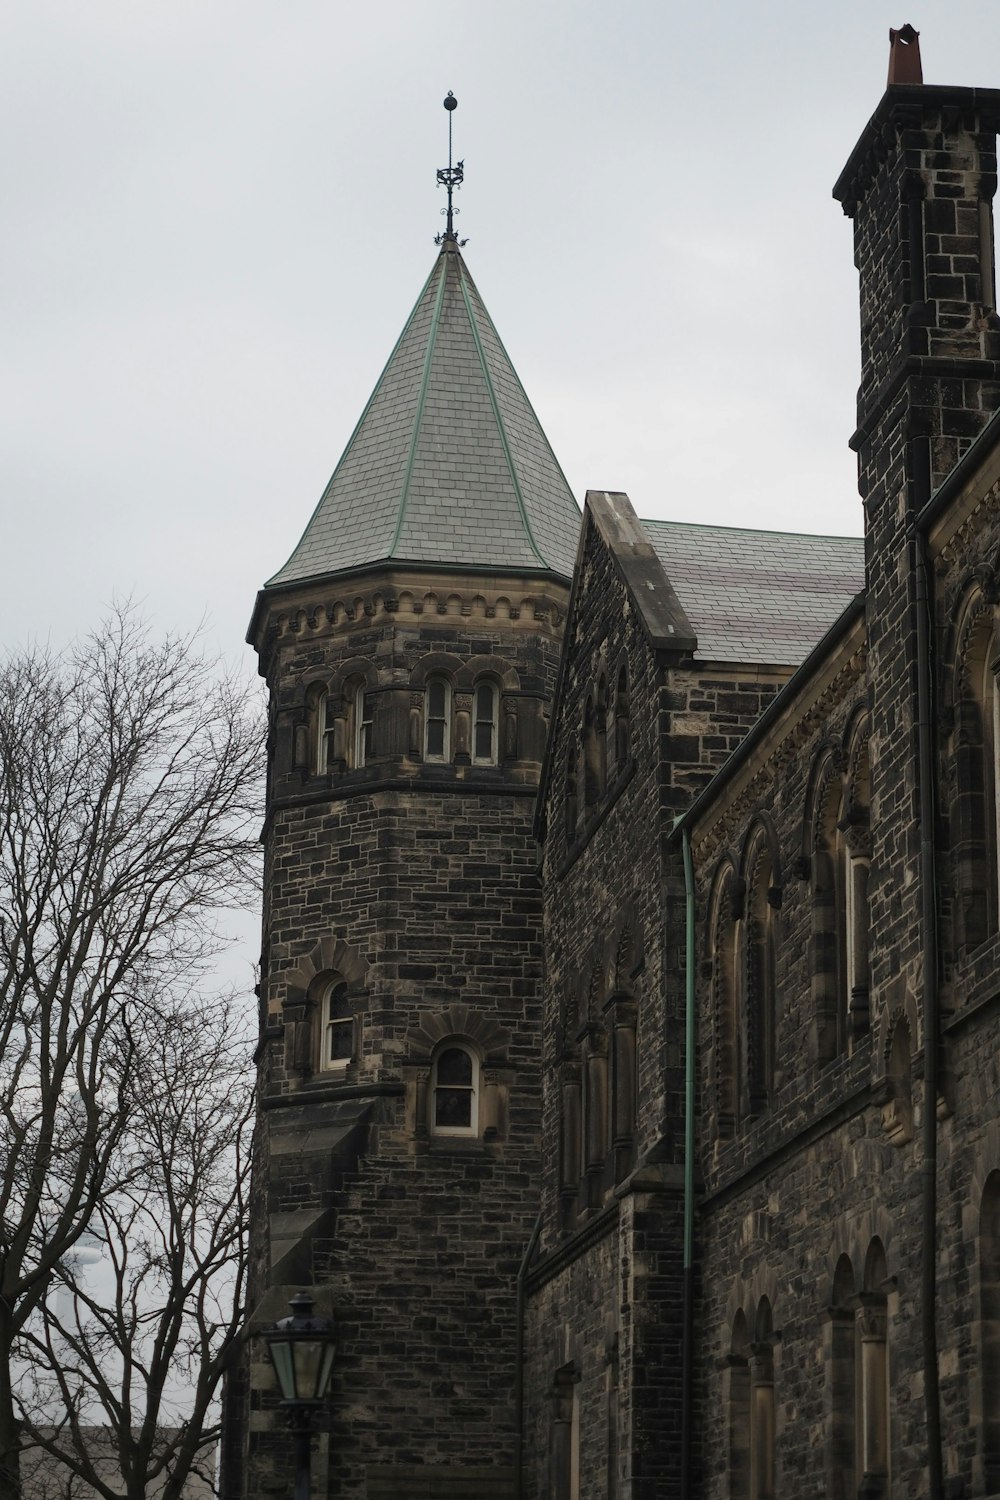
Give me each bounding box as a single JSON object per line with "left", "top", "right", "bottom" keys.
{"left": 242, "top": 569, "right": 569, "bottom": 1500}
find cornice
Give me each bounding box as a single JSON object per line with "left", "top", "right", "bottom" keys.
{"left": 250, "top": 570, "right": 570, "bottom": 670}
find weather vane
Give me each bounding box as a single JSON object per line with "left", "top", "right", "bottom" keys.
{"left": 435, "top": 91, "right": 467, "bottom": 246}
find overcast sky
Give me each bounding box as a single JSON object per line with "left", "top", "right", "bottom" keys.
{"left": 5, "top": 1, "right": 1000, "bottom": 663}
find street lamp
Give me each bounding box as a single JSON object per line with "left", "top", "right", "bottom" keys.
{"left": 263, "top": 1291, "right": 337, "bottom": 1500}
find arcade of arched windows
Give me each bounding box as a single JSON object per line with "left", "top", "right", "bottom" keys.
{"left": 556, "top": 917, "right": 641, "bottom": 1230}
{"left": 727, "top": 1238, "right": 893, "bottom": 1499}
{"left": 565, "top": 658, "right": 632, "bottom": 848}
{"left": 294, "top": 655, "right": 521, "bottom": 776}
{"left": 708, "top": 717, "right": 871, "bottom": 1141}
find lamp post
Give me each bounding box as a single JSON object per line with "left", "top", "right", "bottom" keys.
{"left": 262, "top": 1291, "right": 337, "bottom": 1500}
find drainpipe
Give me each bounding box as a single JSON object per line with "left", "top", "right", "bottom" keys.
{"left": 680, "top": 828, "right": 697, "bottom": 1497}
{"left": 911, "top": 520, "right": 944, "bottom": 1500}
{"left": 515, "top": 1207, "right": 543, "bottom": 1500}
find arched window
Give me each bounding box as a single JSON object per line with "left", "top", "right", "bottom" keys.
{"left": 749, "top": 1299, "right": 776, "bottom": 1500}
{"left": 431, "top": 1043, "right": 479, "bottom": 1136}
{"left": 424, "top": 676, "right": 451, "bottom": 762}
{"left": 980, "top": 1173, "right": 1000, "bottom": 1490}
{"left": 827, "top": 1254, "right": 857, "bottom": 1498}
{"left": 858, "top": 1240, "right": 890, "bottom": 1495}
{"left": 566, "top": 746, "right": 579, "bottom": 838}
{"left": 953, "top": 603, "right": 1000, "bottom": 948}
{"left": 321, "top": 978, "right": 353, "bottom": 1070}
{"left": 353, "top": 683, "right": 373, "bottom": 768}
{"left": 744, "top": 838, "right": 778, "bottom": 1117}
{"left": 316, "top": 689, "right": 336, "bottom": 774}
{"left": 472, "top": 680, "right": 499, "bottom": 765}
{"left": 844, "top": 731, "right": 871, "bottom": 1040}
{"left": 583, "top": 693, "right": 606, "bottom": 807}
{"left": 614, "top": 665, "right": 630, "bottom": 770}
{"left": 810, "top": 758, "right": 847, "bottom": 1064}
{"left": 711, "top": 867, "right": 739, "bottom": 1140}
{"left": 727, "top": 1311, "right": 751, "bottom": 1500}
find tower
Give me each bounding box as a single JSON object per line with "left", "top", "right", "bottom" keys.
{"left": 238, "top": 108, "right": 581, "bottom": 1500}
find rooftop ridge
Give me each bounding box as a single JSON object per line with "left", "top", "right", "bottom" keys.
{"left": 390, "top": 254, "right": 450, "bottom": 557}
{"left": 455, "top": 261, "right": 548, "bottom": 569}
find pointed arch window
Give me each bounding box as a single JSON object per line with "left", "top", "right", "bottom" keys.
{"left": 749, "top": 1300, "right": 776, "bottom": 1500}
{"left": 431, "top": 1043, "right": 480, "bottom": 1136}
{"left": 744, "top": 840, "right": 778, "bottom": 1117}
{"left": 727, "top": 1311, "right": 751, "bottom": 1500}
{"left": 810, "top": 759, "right": 847, "bottom": 1064}
{"left": 826, "top": 1255, "right": 858, "bottom": 1496}
{"left": 710, "top": 867, "right": 739, "bottom": 1140}
{"left": 424, "top": 676, "right": 452, "bottom": 762}
{"left": 857, "top": 1241, "right": 890, "bottom": 1495}
{"left": 472, "top": 680, "right": 499, "bottom": 765}
{"left": 353, "top": 683, "right": 373, "bottom": 768}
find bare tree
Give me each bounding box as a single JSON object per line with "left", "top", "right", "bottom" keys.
{"left": 15, "top": 994, "right": 253, "bottom": 1500}
{"left": 0, "top": 607, "right": 262, "bottom": 1500}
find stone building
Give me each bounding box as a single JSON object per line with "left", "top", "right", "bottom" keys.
{"left": 230, "top": 28, "right": 1000, "bottom": 1500}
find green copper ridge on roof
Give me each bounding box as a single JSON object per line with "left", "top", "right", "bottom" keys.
{"left": 266, "top": 241, "right": 581, "bottom": 589}
{"left": 456, "top": 269, "right": 547, "bottom": 569}
{"left": 390, "top": 258, "right": 449, "bottom": 557}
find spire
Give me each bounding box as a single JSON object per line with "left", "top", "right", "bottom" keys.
{"left": 436, "top": 91, "right": 464, "bottom": 245}
{"left": 265, "top": 242, "right": 580, "bottom": 589}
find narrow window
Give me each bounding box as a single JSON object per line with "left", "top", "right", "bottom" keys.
{"left": 472, "top": 680, "right": 499, "bottom": 765}
{"left": 614, "top": 665, "right": 630, "bottom": 769}
{"left": 322, "top": 979, "right": 353, "bottom": 1069}
{"left": 858, "top": 1241, "right": 890, "bottom": 1495}
{"left": 424, "top": 677, "right": 451, "bottom": 762}
{"left": 316, "top": 690, "right": 336, "bottom": 774}
{"left": 583, "top": 694, "right": 606, "bottom": 806}
{"left": 981, "top": 1173, "right": 1000, "bottom": 1490}
{"left": 744, "top": 843, "right": 777, "bottom": 1117}
{"left": 727, "top": 1312, "right": 751, "bottom": 1500}
{"left": 566, "top": 747, "right": 579, "bottom": 837}
{"left": 431, "top": 1044, "right": 479, "bottom": 1136}
{"left": 353, "top": 684, "right": 373, "bottom": 768}
{"left": 750, "top": 1300, "right": 776, "bottom": 1500}
{"left": 827, "top": 1255, "right": 857, "bottom": 1498}
{"left": 550, "top": 1364, "right": 581, "bottom": 1500}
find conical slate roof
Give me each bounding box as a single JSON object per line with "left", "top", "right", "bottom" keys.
{"left": 266, "top": 239, "right": 581, "bottom": 588}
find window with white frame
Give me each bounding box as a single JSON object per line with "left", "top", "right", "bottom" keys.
{"left": 316, "top": 690, "right": 336, "bottom": 774}
{"left": 431, "top": 1043, "right": 479, "bottom": 1135}
{"left": 322, "top": 979, "right": 353, "bottom": 1070}
{"left": 472, "top": 681, "right": 499, "bottom": 765}
{"left": 424, "top": 677, "right": 451, "bottom": 761}
{"left": 353, "top": 684, "right": 373, "bottom": 768}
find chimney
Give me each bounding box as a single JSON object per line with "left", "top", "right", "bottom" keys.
{"left": 834, "top": 31, "right": 1000, "bottom": 518}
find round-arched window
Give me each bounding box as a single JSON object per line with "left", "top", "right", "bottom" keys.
{"left": 431, "top": 1044, "right": 479, "bottom": 1135}
{"left": 322, "top": 980, "right": 354, "bottom": 1070}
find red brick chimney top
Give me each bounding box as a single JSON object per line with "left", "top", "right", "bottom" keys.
{"left": 888, "top": 24, "right": 923, "bottom": 86}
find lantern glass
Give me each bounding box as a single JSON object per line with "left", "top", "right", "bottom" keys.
{"left": 268, "top": 1338, "right": 297, "bottom": 1402}
{"left": 264, "top": 1294, "right": 336, "bottom": 1405}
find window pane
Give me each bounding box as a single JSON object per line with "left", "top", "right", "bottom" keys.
{"left": 437, "top": 1047, "right": 473, "bottom": 1085}
{"left": 427, "top": 720, "right": 445, "bottom": 758}
{"left": 328, "top": 1021, "right": 353, "bottom": 1063}
{"left": 474, "top": 721, "right": 493, "bottom": 760}
{"left": 475, "top": 683, "right": 493, "bottom": 720}
{"left": 435, "top": 1087, "right": 472, "bottom": 1129}
{"left": 428, "top": 680, "right": 446, "bottom": 716}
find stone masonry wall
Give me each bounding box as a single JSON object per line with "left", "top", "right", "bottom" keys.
{"left": 526, "top": 508, "right": 791, "bottom": 1500}
{"left": 241, "top": 571, "right": 569, "bottom": 1500}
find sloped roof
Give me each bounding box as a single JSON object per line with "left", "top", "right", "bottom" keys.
{"left": 643, "top": 518, "right": 865, "bottom": 665}
{"left": 266, "top": 240, "right": 581, "bottom": 588}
